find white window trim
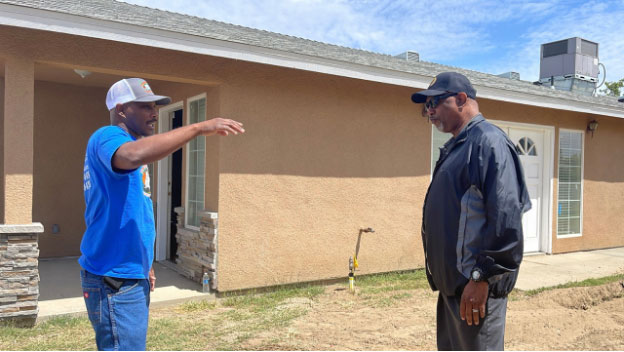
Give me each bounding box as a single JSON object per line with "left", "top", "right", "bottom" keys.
{"left": 556, "top": 128, "right": 585, "bottom": 239}
{"left": 155, "top": 101, "right": 184, "bottom": 261}
{"left": 184, "top": 93, "right": 207, "bottom": 231}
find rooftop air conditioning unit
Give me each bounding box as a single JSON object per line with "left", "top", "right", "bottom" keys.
{"left": 540, "top": 37, "right": 599, "bottom": 81}
{"left": 539, "top": 37, "right": 599, "bottom": 96}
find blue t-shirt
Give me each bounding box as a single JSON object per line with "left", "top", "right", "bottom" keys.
{"left": 79, "top": 126, "right": 155, "bottom": 279}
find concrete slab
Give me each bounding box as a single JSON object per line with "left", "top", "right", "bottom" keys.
{"left": 515, "top": 247, "right": 624, "bottom": 291}
{"left": 37, "top": 258, "right": 213, "bottom": 321}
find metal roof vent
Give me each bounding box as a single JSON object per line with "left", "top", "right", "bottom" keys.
{"left": 497, "top": 72, "right": 520, "bottom": 80}
{"left": 395, "top": 51, "right": 419, "bottom": 62}
{"left": 539, "top": 37, "right": 600, "bottom": 96}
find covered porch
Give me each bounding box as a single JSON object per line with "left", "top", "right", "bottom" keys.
{"left": 1, "top": 25, "right": 225, "bottom": 324}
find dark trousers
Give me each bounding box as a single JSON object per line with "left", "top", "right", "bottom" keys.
{"left": 436, "top": 293, "right": 507, "bottom": 351}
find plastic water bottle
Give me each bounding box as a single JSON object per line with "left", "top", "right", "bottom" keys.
{"left": 202, "top": 272, "right": 210, "bottom": 293}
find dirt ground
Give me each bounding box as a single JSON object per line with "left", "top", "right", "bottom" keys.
{"left": 239, "top": 281, "right": 624, "bottom": 350}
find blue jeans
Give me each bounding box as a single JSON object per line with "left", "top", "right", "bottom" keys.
{"left": 80, "top": 270, "right": 151, "bottom": 351}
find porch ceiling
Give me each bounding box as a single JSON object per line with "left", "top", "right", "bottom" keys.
{"left": 34, "top": 62, "right": 118, "bottom": 88}
{"left": 0, "top": 62, "right": 214, "bottom": 90}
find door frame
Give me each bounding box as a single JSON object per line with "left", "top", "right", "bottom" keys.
{"left": 490, "top": 120, "right": 555, "bottom": 254}
{"left": 155, "top": 101, "right": 184, "bottom": 261}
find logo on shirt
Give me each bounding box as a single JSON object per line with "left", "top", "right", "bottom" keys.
{"left": 140, "top": 165, "right": 151, "bottom": 197}
{"left": 83, "top": 155, "right": 92, "bottom": 191}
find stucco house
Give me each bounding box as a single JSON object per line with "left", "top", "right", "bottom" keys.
{"left": 1, "top": 0, "right": 623, "bottom": 323}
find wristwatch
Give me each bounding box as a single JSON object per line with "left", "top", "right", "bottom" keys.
{"left": 470, "top": 267, "right": 486, "bottom": 282}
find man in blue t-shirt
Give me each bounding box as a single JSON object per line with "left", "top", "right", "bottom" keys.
{"left": 80, "top": 78, "right": 245, "bottom": 350}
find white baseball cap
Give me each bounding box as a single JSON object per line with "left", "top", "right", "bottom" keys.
{"left": 106, "top": 78, "right": 171, "bottom": 110}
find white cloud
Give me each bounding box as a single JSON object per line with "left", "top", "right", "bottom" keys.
{"left": 121, "top": 0, "right": 624, "bottom": 84}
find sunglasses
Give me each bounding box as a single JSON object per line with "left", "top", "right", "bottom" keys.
{"left": 423, "top": 92, "right": 458, "bottom": 111}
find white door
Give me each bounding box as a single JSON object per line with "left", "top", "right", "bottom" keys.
{"left": 508, "top": 128, "right": 543, "bottom": 253}
{"left": 492, "top": 122, "right": 548, "bottom": 253}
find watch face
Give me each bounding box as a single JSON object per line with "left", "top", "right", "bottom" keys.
{"left": 471, "top": 270, "right": 481, "bottom": 281}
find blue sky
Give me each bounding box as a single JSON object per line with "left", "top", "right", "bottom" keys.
{"left": 121, "top": 0, "right": 624, "bottom": 90}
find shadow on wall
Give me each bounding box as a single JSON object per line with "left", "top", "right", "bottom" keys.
{"left": 217, "top": 73, "right": 431, "bottom": 179}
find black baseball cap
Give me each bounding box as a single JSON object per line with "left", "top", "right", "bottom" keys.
{"left": 411, "top": 72, "right": 477, "bottom": 103}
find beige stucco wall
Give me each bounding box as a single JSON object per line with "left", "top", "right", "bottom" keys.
{"left": 215, "top": 64, "right": 429, "bottom": 290}
{"left": 33, "top": 81, "right": 106, "bottom": 257}
{"left": 3, "top": 56, "right": 35, "bottom": 224}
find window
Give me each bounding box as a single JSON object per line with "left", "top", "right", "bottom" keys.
{"left": 185, "top": 94, "right": 206, "bottom": 229}
{"left": 557, "top": 130, "right": 583, "bottom": 237}
{"left": 431, "top": 126, "right": 452, "bottom": 175}
{"left": 516, "top": 137, "right": 538, "bottom": 156}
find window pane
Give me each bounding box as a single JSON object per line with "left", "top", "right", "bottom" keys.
{"left": 187, "top": 201, "right": 197, "bottom": 227}
{"left": 196, "top": 177, "right": 205, "bottom": 202}
{"left": 189, "top": 152, "right": 197, "bottom": 176}
{"left": 186, "top": 97, "right": 207, "bottom": 228}
{"left": 557, "top": 131, "right": 582, "bottom": 236}
{"left": 568, "top": 200, "right": 581, "bottom": 217}
{"left": 188, "top": 176, "right": 196, "bottom": 201}
{"left": 190, "top": 101, "right": 197, "bottom": 124}
{"left": 197, "top": 152, "right": 205, "bottom": 177}
{"left": 559, "top": 166, "right": 582, "bottom": 182}
{"left": 569, "top": 217, "right": 581, "bottom": 234}
{"left": 559, "top": 183, "right": 581, "bottom": 201}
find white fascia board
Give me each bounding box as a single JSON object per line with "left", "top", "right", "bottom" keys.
{"left": 1, "top": 3, "right": 623, "bottom": 119}
{"left": 478, "top": 86, "right": 624, "bottom": 119}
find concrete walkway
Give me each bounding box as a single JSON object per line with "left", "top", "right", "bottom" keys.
{"left": 515, "top": 246, "right": 624, "bottom": 290}
{"left": 37, "top": 258, "right": 212, "bottom": 321}
{"left": 36, "top": 247, "right": 624, "bottom": 320}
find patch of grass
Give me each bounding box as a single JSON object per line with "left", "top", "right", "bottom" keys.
{"left": 513, "top": 273, "right": 624, "bottom": 298}
{"left": 0, "top": 315, "right": 94, "bottom": 350}
{"left": 355, "top": 269, "right": 429, "bottom": 294}
{"left": 221, "top": 285, "right": 324, "bottom": 312}
{"left": 179, "top": 299, "right": 216, "bottom": 312}
{"left": 220, "top": 309, "right": 251, "bottom": 322}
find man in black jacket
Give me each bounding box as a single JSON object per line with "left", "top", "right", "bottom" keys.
{"left": 412, "top": 72, "right": 531, "bottom": 350}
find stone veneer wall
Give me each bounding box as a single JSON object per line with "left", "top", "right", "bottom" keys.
{"left": 173, "top": 208, "right": 218, "bottom": 290}
{"left": 0, "top": 224, "right": 43, "bottom": 326}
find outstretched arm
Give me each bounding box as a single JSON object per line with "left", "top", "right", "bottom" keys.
{"left": 113, "top": 118, "right": 244, "bottom": 170}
